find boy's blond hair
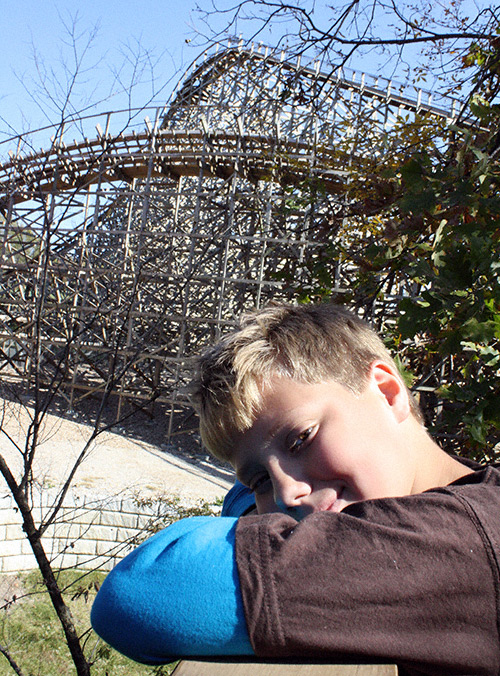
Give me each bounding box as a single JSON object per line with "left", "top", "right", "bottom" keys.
{"left": 190, "top": 302, "right": 420, "bottom": 462}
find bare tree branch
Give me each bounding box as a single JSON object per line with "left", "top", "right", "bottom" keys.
{"left": 0, "top": 644, "right": 26, "bottom": 676}
{"left": 197, "top": 0, "right": 499, "bottom": 93}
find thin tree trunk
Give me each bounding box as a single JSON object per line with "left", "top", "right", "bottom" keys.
{"left": 0, "top": 455, "right": 91, "bottom": 676}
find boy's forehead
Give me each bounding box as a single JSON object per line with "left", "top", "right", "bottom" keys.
{"left": 232, "top": 376, "right": 349, "bottom": 442}
{"left": 256, "top": 373, "right": 354, "bottom": 400}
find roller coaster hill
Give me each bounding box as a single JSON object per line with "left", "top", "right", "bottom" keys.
{"left": 0, "top": 42, "right": 464, "bottom": 440}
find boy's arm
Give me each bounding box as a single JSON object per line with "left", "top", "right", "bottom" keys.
{"left": 91, "top": 516, "right": 253, "bottom": 664}
{"left": 91, "top": 478, "right": 499, "bottom": 672}
{"left": 235, "top": 491, "right": 499, "bottom": 673}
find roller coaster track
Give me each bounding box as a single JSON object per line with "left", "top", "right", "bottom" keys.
{"left": 0, "top": 43, "right": 465, "bottom": 433}
{"left": 0, "top": 44, "right": 463, "bottom": 205}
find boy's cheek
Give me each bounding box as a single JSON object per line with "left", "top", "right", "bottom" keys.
{"left": 255, "top": 492, "right": 279, "bottom": 515}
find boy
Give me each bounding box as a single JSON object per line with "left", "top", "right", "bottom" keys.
{"left": 91, "top": 303, "right": 500, "bottom": 675}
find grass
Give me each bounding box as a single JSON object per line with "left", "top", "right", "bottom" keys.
{"left": 0, "top": 569, "right": 177, "bottom": 676}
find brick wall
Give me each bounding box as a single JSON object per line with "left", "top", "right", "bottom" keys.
{"left": 0, "top": 490, "right": 176, "bottom": 573}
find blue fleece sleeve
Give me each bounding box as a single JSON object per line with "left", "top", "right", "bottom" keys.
{"left": 221, "top": 480, "right": 256, "bottom": 517}
{"left": 91, "top": 516, "right": 254, "bottom": 664}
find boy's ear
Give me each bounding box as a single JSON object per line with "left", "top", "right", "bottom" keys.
{"left": 368, "top": 360, "right": 411, "bottom": 423}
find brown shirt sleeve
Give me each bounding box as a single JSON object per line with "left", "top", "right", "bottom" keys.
{"left": 235, "top": 477, "right": 500, "bottom": 675}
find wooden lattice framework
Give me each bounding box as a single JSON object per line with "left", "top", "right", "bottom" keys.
{"left": 0, "top": 43, "right": 462, "bottom": 435}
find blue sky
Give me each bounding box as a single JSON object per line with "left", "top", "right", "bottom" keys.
{"left": 1, "top": 0, "right": 316, "bottom": 138}
{"left": 0, "top": 1, "right": 210, "bottom": 137}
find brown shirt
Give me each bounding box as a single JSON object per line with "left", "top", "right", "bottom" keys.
{"left": 235, "top": 465, "right": 500, "bottom": 675}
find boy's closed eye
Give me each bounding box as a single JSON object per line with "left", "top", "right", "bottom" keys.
{"left": 250, "top": 472, "right": 272, "bottom": 494}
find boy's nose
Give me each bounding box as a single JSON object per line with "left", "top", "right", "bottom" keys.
{"left": 271, "top": 465, "right": 312, "bottom": 513}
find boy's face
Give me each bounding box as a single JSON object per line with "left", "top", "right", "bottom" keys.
{"left": 232, "top": 364, "right": 417, "bottom": 519}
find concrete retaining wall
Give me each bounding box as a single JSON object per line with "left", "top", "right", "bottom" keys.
{"left": 0, "top": 490, "right": 183, "bottom": 573}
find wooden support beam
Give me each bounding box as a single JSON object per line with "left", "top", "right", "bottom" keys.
{"left": 172, "top": 661, "right": 398, "bottom": 676}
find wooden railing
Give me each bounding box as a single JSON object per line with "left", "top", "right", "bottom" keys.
{"left": 172, "top": 660, "right": 398, "bottom": 675}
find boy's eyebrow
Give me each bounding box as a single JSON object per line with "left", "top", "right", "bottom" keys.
{"left": 263, "top": 405, "right": 314, "bottom": 449}
{"left": 267, "top": 400, "right": 310, "bottom": 436}
{"left": 267, "top": 421, "right": 286, "bottom": 443}
{"left": 267, "top": 408, "right": 311, "bottom": 442}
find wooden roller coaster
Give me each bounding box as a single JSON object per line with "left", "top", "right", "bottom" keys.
{"left": 0, "top": 42, "right": 463, "bottom": 438}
